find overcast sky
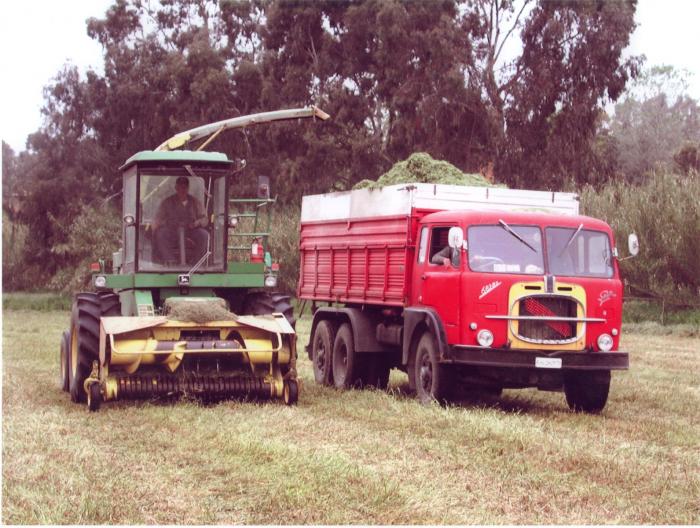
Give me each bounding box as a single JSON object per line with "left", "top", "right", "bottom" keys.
{"left": 1, "top": 0, "right": 699, "bottom": 153}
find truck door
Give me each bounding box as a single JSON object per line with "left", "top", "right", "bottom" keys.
{"left": 413, "top": 225, "right": 462, "bottom": 343}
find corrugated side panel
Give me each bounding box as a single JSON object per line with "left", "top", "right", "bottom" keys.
{"left": 299, "top": 215, "right": 410, "bottom": 306}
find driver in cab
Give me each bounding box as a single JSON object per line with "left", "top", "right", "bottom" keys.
{"left": 153, "top": 176, "right": 208, "bottom": 263}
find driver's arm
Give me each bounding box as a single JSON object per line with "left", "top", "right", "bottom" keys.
{"left": 430, "top": 246, "right": 451, "bottom": 265}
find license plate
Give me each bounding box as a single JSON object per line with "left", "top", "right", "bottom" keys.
{"left": 535, "top": 357, "right": 562, "bottom": 369}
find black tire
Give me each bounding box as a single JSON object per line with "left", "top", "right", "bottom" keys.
{"left": 243, "top": 292, "right": 295, "bottom": 328}
{"left": 360, "top": 354, "right": 391, "bottom": 390}
{"left": 69, "top": 292, "right": 121, "bottom": 403}
{"left": 564, "top": 370, "right": 611, "bottom": 413}
{"left": 332, "top": 323, "right": 361, "bottom": 389}
{"left": 283, "top": 379, "right": 299, "bottom": 406}
{"left": 59, "top": 330, "right": 70, "bottom": 392}
{"left": 414, "top": 331, "right": 451, "bottom": 404}
{"left": 87, "top": 382, "right": 102, "bottom": 412}
{"left": 311, "top": 320, "right": 335, "bottom": 385}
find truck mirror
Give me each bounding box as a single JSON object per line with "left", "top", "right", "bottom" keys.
{"left": 448, "top": 226, "right": 464, "bottom": 249}
{"left": 258, "top": 176, "right": 270, "bottom": 199}
{"left": 628, "top": 233, "right": 639, "bottom": 257}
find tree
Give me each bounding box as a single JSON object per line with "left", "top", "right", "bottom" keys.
{"left": 603, "top": 66, "right": 700, "bottom": 182}
{"left": 467, "top": 0, "right": 640, "bottom": 188}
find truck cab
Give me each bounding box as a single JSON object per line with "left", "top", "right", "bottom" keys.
{"left": 412, "top": 210, "right": 623, "bottom": 354}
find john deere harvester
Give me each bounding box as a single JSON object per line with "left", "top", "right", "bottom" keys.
{"left": 58, "top": 107, "right": 329, "bottom": 411}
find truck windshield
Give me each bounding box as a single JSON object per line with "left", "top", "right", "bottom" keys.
{"left": 468, "top": 225, "right": 544, "bottom": 274}
{"left": 546, "top": 227, "right": 614, "bottom": 278}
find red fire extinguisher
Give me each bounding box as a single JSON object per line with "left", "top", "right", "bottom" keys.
{"left": 251, "top": 237, "right": 264, "bottom": 263}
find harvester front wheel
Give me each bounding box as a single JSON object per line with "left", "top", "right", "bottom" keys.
{"left": 69, "top": 292, "right": 121, "bottom": 403}
{"left": 59, "top": 330, "right": 70, "bottom": 392}
{"left": 87, "top": 382, "right": 102, "bottom": 412}
{"left": 283, "top": 379, "right": 299, "bottom": 405}
{"left": 243, "top": 292, "right": 295, "bottom": 328}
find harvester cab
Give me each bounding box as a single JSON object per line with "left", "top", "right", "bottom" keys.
{"left": 59, "top": 107, "right": 330, "bottom": 411}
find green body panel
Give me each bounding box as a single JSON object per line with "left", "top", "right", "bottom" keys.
{"left": 134, "top": 290, "right": 155, "bottom": 311}
{"left": 120, "top": 150, "right": 231, "bottom": 170}
{"left": 227, "top": 262, "right": 264, "bottom": 274}
{"left": 160, "top": 288, "right": 216, "bottom": 300}
{"left": 103, "top": 272, "right": 264, "bottom": 290}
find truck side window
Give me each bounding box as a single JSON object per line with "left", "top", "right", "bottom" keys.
{"left": 417, "top": 227, "right": 429, "bottom": 263}
{"left": 429, "top": 226, "right": 460, "bottom": 267}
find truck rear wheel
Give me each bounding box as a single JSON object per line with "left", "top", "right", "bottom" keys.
{"left": 312, "top": 320, "right": 335, "bottom": 385}
{"left": 59, "top": 330, "right": 70, "bottom": 392}
{"left": 414, "top": 331, "right": 451, "bottom": 404}
{"left": 564, "top": 370, "right": 611, "bottom": 413}
{"left": 332, "top": 323, "right": 361, "bottom": 389}
{"left": 69, "top": 292, "right": 121, "bottom": 403}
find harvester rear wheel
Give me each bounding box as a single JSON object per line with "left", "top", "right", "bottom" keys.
{"left": 59, "top": 330, "right": 70, "bottom": 392}
{"left": 243, "top": 292, "right": 295, "bottom": 328}
{"left": 69, "top": 292, "right": 121, "bottom": 403}
{"left": 312, "top": 320, "right": 335, "bottom": 385}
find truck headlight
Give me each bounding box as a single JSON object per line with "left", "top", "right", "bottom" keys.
{"left": 94, "top": 275, "right": 107, "bottom": 288}
{"left": 597, "top": 333, "right": 613, "bottom": 352}
{"left": 228, "top": 215, "right": 239, "bottom": 227}
{"left": 477, "top": 329, "right": 494, "bottom": 347}
{"left": 264, "top": 275, "right": 277, "bottom": 288}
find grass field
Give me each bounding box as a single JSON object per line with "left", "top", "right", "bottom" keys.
{"left": 2, "top": 306, "right": 699, "bottom": 524}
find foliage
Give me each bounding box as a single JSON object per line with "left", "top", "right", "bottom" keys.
{"left": 353, "top": 152, "right": 498, "bottom": 189}
{"left": 47, "top": 203, "right": 122, "bottom": 293}
{"left": 580, "top": 171, "right": 700, "bottom": 305}
{"left": 8, "top": 0, "right": 642, "bottom": 289}
{"left": 267, "top": 205, "right": 301, "bottom": 295}
{"left": 2, "top": 292, "right": 72, "bottom": 311}
{"left": 674, "top": 141, "right": 700, "bottom": 175}
{"left": 592, "top": 65, "right": 700, "bottom": 183}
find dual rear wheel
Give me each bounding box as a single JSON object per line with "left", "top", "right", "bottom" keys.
{"left": 311, "top": 321, "right": 390, "bottom": 390}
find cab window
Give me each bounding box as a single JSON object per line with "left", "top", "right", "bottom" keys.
{"left": 417, "top": 227, "right": 429, "bottom": 263}
{"left": 429, "top": 226, "right": 460, "bottom": 267}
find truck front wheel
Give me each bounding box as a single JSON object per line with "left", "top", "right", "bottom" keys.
{"left": 312, "top": 320, "right": 335, "bottom": 386}
{"left": 564, "top": 370, "right": 611, "bottom": 413}
{"left": 414, "top": 332, "right": 451, "bottom": 404}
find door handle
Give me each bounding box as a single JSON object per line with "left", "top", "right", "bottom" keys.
{"left": 421, "top": 274, "right": 428, "bottom": 280}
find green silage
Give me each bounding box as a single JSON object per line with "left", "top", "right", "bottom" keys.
{"left": 353, "top": 152, "right": 501, "bottom": 189}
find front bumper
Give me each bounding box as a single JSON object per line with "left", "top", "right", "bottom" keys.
{"left": 445, "top": 346, "right": 628, "bottom": 371}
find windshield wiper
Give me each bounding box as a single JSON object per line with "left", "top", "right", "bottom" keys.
{"left": 498, "top": 219, "right": 537, "bottom": 253}
{"left": 559, "top": 223, "right": 583, "bottom": 257}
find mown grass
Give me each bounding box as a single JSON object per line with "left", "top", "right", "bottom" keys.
{"left": 2, "top": 306, "right": 699, "bottom": 524}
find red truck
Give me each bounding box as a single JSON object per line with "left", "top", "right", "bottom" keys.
{"left": 298, "top": 183, "right": 634, "bottom": 413}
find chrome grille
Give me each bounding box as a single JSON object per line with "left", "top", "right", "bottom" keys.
{"left": 517, "top": 295, "right": 578, "bottom": 343}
